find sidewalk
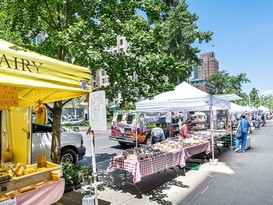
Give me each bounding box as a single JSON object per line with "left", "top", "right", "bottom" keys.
{"left": 59, "top": 120, "right": 273, "bottom": 205}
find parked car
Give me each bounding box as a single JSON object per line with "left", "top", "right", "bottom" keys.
{"left": 109, "top": 110, "right": 179, "bottom": 146}
{"left": 61, "top": 118, "right": 82, "bottom": 125}
{"left": 32, "top": 117, "right": 86, "bottom": 164}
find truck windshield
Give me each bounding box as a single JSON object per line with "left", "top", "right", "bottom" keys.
{"left": 126, "top": 114, "right": 134, "bottom": 124}
{"left": 117, "top": 114, "right": 123, "bottom": 122}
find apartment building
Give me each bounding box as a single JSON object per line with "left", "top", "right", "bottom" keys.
{"left": 190, "top": 52, "right": 218, "bottom": 93}
{"left": 198, "top": 52, "right": 219, "bottom": 80}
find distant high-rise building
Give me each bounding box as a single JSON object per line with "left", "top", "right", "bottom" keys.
{"left": 190, "top": 52, "right": 218, "bottom": 93}
{"left": 198, "top": 52, "right": 219, "bottom": 80}
{"left": 193, "top": 66, "right": 199, "bottom": 79}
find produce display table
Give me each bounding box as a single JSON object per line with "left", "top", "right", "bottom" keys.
{"left": 107, "top": 141, "right": 211, "bottom": 184}
{"left": 107, "top": 150, "right": 184, "bottom": 184}
{"left": 0, "top": 179, "right": 65, "bottom": 205}
{"left": 183, "top": 141, "right": 211, "bottom": 159}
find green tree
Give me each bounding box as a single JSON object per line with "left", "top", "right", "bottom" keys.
{"left": 205, "top": 70, "right": 250, "bottom": 97}
{"left": 0, "top": 0, "right": 212, "bottom": 162}
{"left": 249, "top": 88, "right": 260, "bottom": 107}
{"left": 262, "top": 95, "right": 273, "bottom": 111}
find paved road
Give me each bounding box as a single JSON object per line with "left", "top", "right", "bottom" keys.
{"left": 77, "top": 129, "right": 128, "bottom": 166}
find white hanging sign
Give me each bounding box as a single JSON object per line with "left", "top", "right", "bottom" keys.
{"left": 89, "top": 91, "right": 107, "bottom": 131}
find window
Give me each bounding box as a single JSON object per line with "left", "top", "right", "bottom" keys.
{"left": 126, "top": 114, "right": 134, "bottom": 124}
{"left": 117, "top": 114, "right": 123, "bottom": 122}
{"left": 101, "top": 70, "right": 105, "bottom": 76}
{"left": 120, "top": 39, "right": 123, "bottom": 45}
{"left": 119, "top": 48, "right": 123, "bottom": 52}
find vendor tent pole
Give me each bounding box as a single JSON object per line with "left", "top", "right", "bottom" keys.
{"left": 135, "top": 112, "right": 138, "bottom": 147}
{"left": 209, "top": 95, "right": 217, "bottom": 165}
{"left": 229, "top": 109, "right": 233, "bottom": 150}
{"left": 91, "top": 130, "right": 98, "bottom": 205}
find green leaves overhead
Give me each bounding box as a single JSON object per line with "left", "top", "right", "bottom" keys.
{"left": 0, "top": 0, "right": 213, "bottom": 107}
{"left": 205, "top": 70, "right": 251, "bottom": 105}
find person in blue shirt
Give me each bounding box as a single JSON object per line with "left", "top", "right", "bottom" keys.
{"left": 235, "top": 115, "right": 252, "bottom": 153}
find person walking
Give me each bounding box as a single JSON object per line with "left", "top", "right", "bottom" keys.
{"left": 235, "top": 115, "right": 252, "bottom": 153}
{"left": 150, "top": 121, "right": 165, "bottom": 144}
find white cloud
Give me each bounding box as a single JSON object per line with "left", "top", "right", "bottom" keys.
{"left": 261, "top": 90, "right": 273, "bottom": 95}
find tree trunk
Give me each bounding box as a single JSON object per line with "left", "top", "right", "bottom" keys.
{"left": 51, "top": 100, "right": 62, "bottom": 164}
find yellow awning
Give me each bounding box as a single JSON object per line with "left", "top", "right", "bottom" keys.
{"left": 0, "top": 39, "right": 92, "bottom": 108}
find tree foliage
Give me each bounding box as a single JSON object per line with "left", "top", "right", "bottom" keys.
{"left": 205, "top": 70, "right": 250, "bottom": 101}
{"left": 249, "top": 88, "right": 260, "bottom": 107}
{"left": 0, "top": 0, "right": 212, "bottom": 162}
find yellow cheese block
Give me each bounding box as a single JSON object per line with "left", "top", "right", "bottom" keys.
{"left": 23, "top": 168, "right": 35, "bottom": 175}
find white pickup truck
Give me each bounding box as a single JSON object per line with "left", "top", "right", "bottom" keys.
{"left": 31, "top": 118, "right": 86, "bottom": 164}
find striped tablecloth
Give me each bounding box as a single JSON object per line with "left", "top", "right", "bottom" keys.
{"left": 107, "top": 141, "right": 211, "bottom": 183}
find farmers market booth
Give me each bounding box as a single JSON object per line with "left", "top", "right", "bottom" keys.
{"left": 0, "top": 39, "right": 91, "bottom": 204}
{"left": 107, "top": 82, "right": 230, "bottom": 194}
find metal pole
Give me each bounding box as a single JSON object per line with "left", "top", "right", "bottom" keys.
{"left": 135, "top": 112, "right": 138, "bottom": 147}
{"left": 91, "top": 133, "right": 98, "bottom": 205}
{"left": 229, "top": 109, "right": 233, "bottom": 150}
{"left": 209, "top": 95, "right": 216, "bottom": 165}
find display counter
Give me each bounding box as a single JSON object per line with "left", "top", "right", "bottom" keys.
{"left": 0, "top": 178, "right": 64, "bottom": 205}
{"left": 107, "top": 141, "right": 211, "bottom": 183}
{"left": 0, "top": 161, "right": 63, "bottom": 204}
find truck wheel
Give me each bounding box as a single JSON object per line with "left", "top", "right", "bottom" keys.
{"left": 118, "top": 141, "right": 127, "bottom": 147}
{"left": 61, "top": 148, "right": 77, "bottom": 164}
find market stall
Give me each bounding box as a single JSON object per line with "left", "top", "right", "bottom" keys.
{"left": 107, "top": 139, "right": 211, "bottom": 184}
{"left": 0, "top": 39, "right": 91, "bottom": 203}
{"left": 136, "top": 82, "right": 230, "bottom": 163}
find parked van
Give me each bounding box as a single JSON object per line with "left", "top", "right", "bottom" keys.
{"left": 109, "top": 110, "right": 179, "bottom": 146}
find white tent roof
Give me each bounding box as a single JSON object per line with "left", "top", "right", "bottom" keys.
{"left": 214, "top": 94, "right": 242, "bottom": 101}
{"left": 258, "top": 105, "right": 270, "bottom": 112}
{"left": 231, "top": 102, "right": 246, "bottom": 113}
{"left": 136, "top": 81, "right": 230, "bottom": 112}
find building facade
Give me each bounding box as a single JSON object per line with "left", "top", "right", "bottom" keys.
{"left": 198, "top": 52, "right": 219, "bottom": 80}
{"left": 190, "top": 52, "right": 218, "bottom": 93}
{"left": 190, "top": 79, "right": 216, "bottom": 93}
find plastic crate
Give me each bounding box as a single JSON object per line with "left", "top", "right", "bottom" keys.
{"left": 185, "top": 162, "right": 201, "bottom": 170}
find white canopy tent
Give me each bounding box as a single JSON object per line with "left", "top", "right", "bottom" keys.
{"left": 258, "top": 105, "right": 270, "bottom": 113}
{"left": 136, "top": 82, "right": 231, "bottom": 164}
{"left": 136, "top": 82, "right": 230, "bottom": 112}
{"left": 231, "top": 102, "right": 247, "bottom": 114}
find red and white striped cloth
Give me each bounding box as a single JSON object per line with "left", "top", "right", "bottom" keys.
{"left": 107, "top": 141, "right": 211, "bottom": 183}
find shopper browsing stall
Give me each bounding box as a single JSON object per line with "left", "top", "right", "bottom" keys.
{"left": 235, "top": 115, "right": 252, "bottom": 153}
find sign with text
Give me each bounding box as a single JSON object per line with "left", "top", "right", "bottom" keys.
{"left": 0, "top": 85, "right": 18, "bottom": 106}
{"left": 89, "top": 91, "right": 107, "bottom": 131}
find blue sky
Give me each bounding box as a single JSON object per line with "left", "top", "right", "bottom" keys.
{"left": 186, "top": 0, "right": 273, "bottom": 95}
